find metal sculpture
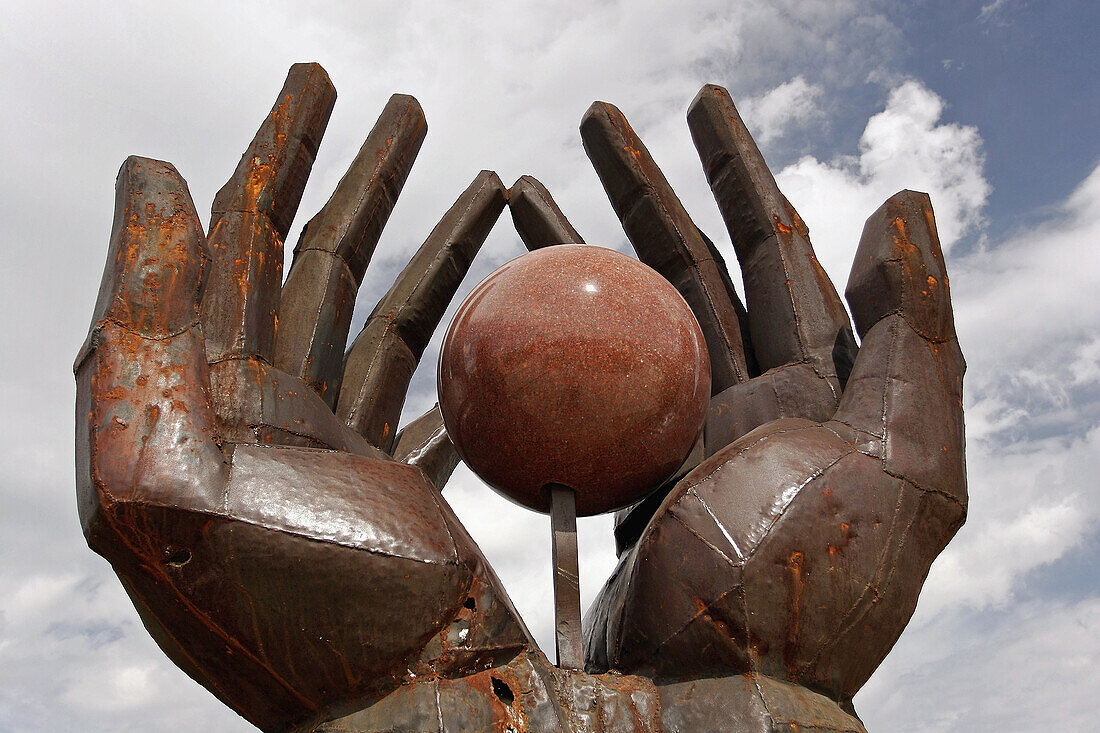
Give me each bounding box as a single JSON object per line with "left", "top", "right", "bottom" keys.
{"left": 75, "top": 63, "right": 966, "bottom": 732}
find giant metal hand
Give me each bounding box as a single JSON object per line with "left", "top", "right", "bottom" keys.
{"left": 76, "top": 64, "right": 965, "bottom": 732}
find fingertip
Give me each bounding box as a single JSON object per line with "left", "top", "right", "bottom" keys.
{"left": 507, "top": 174, "right": 537, "bottom": 197}
{"left": 284, "top": 63, "right": 337, "bottom": 151}
{"left": 116, "top": 155, "right": 182, "bottom": 191}
{"left": 289, "top": 61, "right": 327, "bottom": 74}
{"left": 580, "top": 101, "right": 622, "bottom": 135}
{"left": 687, "top": 82, "right": 730, "bottom": 116}
{"left": 210, "top": 62, "right": 338, "bottom": 238}
{"left": 687, "top": 83, "right": 732, "bottom": 124}
{"left": 387, "top": 92, "right": 424, "bottom": 117}
{"left": 383, "top": 93, "right": 427, "bottom": 144}
{"left": 288, "top": 61, "right": 335, "bottom": 97}
{"left": 686, "top": 81, "right": 794, "bottom": 251}
{"left": 507, "top": 175, "right": 585, "bottom": 249}
{"left": 115, "top": 156, "right": 199, "bottom": 234}
{"left": 95, "top": 156, "right": 207, "bottom": 338}
{"left": 507, "top": 175, "right": 541, "bottom": 209}
{"left": 477, "top": 169, "right": 505, "bottom": 190}
{"left": 468, "top": 170, "right": 507, "bottom": 209}
{"left": 846, "top": 190, "right": 954, "bottom": 341}
{"left": 509, "top": 174, "right": 542, "bottom": 199}
{"left": 582, "top": 100, "right": 608, "bottom": 118}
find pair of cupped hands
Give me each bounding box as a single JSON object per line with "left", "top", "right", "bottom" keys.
{"left": 76, "top": 63, "right": 966, "bottom": 732}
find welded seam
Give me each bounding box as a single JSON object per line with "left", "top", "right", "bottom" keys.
{"left": 688, "top": 489, "right": 745, "bottom": 562}
{"left": 802, "top": 469, "right": 908, "bottom": 674}
{"left": 739, "top": 449, "right": 854, "bottom": 567}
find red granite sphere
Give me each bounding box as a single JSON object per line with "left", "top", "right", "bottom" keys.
{"left": 437, "top": 244, "right": 711, "bottom": 516}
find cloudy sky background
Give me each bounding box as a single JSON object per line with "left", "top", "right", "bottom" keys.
{"left": 1, "top": 0, "right": 1097, "bottom": 730}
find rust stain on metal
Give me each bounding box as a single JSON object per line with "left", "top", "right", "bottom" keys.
{"left": 784, "top": 550, "right": 806, "bottom": 681}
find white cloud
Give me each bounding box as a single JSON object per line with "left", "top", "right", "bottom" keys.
{"left": 0, "top": 570, "right": 252, "bottom": 731}
{"left": 978, "top": 0, "right": 1013, "bottom": 25}
{"left": 860, "top": 596, "right": 1100, "bottom": 731}
{"left": 776, "top": 80, "right": 989, "bottom": 286}
{"left": 738, "top": 76, "right": 825, "bottom": 146}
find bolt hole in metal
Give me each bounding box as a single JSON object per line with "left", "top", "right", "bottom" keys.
{"left": 490, "top": 676, "right": 515, "bottom": 706}
{"left": 163, "top": 548, "right": 191, "bottom": 568}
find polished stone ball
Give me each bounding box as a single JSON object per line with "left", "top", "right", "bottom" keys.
{"left": 437, "top": 244, "right": 711, "bottom": 516}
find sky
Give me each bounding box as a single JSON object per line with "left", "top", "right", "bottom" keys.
{"left": 0, "top": 0, "right": 1097, "bottom": 730}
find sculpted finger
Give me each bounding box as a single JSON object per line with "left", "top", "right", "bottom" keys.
{"left": 85, "top": 157, "right": 208, "bottom": 338}
{"left": 275, "top": 94, "right": 426, "bottom": 407}
{"left": 833, "top": 190, "right": 966, "bottom": 504}
{"left": 392, "top": 404, "right": 460, "bottom": 490}
{"left": 338, "top": 171, "right": 507, "bottom": 451}
{"left": 581, "top": 101, "right": 749, "bottom": 393}
{"left": 76, "top": 156, "right": 226, "bottom": 550}
{"left": 201, "top": 62, "right": 337, "bottom": 364}
{"left": 845, "top": 191, "right": 956, "bottom": 341}
{"left": 688, "top": 84, "right": 856, "bottom": 383}
{"left": 507, "top": 175, "right": 585, "bottom": 250}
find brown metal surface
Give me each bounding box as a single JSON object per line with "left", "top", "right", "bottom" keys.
{"left": 391, "top": 403, "right": 461, "bottom": 490}
{"left": 77, "top": 64, "right": 963, "bottom": 732}
{"left": 580, "top": 101, "right": 751, "bottom": 394}
{"left": 201, "top": 63, "right": 336, "bottom": 366}
{"left": 508, "top": 174, "right": 586, "bottom": 249}
{"left": 687, "top": 84, "right": 855, "bottom": 382}
{"left": 337, "top": 169, "right": 507, "bottom": 452}
{"left": 437, "top": 244, "right": 711, "bottom": 516}
{"left": 274, "top": 94, "right": 426, "bottom": 408}
{"left": 583, "top": 190, "right": 966, "bottom": 711}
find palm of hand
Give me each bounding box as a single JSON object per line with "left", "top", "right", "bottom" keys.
{"left": 76, "top": 64, "right": 965, "bottom": 732}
